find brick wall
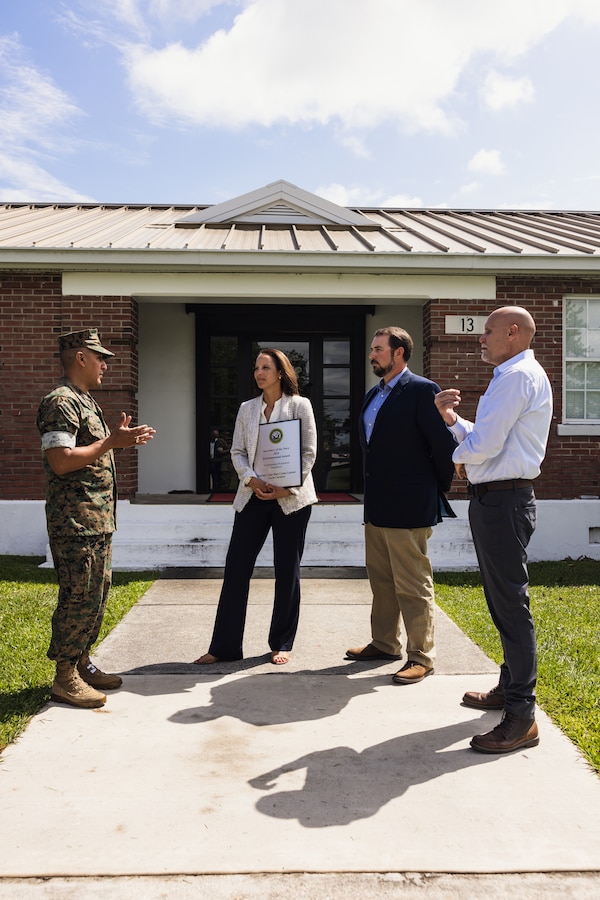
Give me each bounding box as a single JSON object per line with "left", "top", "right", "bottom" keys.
{"left": 425, "top": 280, "right": 600, "bottom": 500}
{"left": 0, "top": 272, "right": 139, "bottom": 500}
{"left": 2, "top": 270, "right": 598, "bottom": 503}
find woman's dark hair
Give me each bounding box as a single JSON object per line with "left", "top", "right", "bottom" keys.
{"left": 256, "top": 348, "right": 299, "bottom": 395}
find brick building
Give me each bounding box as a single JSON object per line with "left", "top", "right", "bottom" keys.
{"left": 1, "top": 181, "right": 598, "bottom": 566}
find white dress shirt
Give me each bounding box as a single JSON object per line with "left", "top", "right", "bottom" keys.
{"left": 450, "top": 349, "right": 552, "bottom": 484}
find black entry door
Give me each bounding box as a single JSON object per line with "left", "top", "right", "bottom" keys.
{"left": 189, "top": 304, "right": 373, "bottom": 494}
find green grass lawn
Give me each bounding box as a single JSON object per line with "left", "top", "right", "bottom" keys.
{"left": 0, "top": 555, "right": 155, "bottom": 753}
{"left": 1, "top": 556, "right": 599, "bottom": 774}
{"left": 435, "top": 559, "right": 600, "bottom": 775}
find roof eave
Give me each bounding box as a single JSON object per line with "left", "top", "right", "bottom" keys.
{"left": 1, "top": 247, "right": 599, "bottom": 276}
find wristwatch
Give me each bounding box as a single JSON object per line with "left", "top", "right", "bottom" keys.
{"left": 243, "top": 475, "right": 253, "bottom": 486}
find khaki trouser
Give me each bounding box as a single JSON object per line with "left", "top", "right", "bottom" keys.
{"left": 365, "top": 522, "right": 435, "bottom": 667}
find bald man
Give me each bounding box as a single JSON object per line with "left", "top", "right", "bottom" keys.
{"left": 435, "top": 307, "right": 552, "bottom": 753}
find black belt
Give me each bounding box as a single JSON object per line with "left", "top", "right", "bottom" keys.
{"left": 468, "top": 479, "right": 534, "bottom": 498}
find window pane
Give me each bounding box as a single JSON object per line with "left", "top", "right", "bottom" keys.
{"left": 586, "top": 362, "right": 600, "bottom": 390}
{"left": 565, "top": 391, "right": 585, "bottom": 418}
{"left": 566, "top": 328, "right": 587, "bottom": 357}
{"left": 323, "top": 399, "right": 350, "bottom": 428}
{"left": 324, "top": 340, "right": 350, "bottom": 364}
{"left": 210, "top": 366, "right": 237, "bottom": 395}
{"left": 586, "top": 391, "right": 600, "bottom": 419}
{"left": 566, "top": 300, "right": 586, "bottom": 327}
{"left": 589, "top": 301, "right": 600, "bottom": 328}
{"left": 324, "top": 368, "right": 350, "bottom": 396}
{"left": 566, "top": 362, "right": 585, "bottom": 389}
{"left": 211, "top": 336, "right": 237, "bottom": 362}
{"left": 588, "top": 329, "right": 600, "bottom": 357}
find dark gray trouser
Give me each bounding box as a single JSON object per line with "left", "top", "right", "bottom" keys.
{"left": 468, "top": 487, "right": 537, "bottom": 720}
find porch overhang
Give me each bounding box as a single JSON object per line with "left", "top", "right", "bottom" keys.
{"left": 61, "top": 269, "right": 497, "bottom": 301}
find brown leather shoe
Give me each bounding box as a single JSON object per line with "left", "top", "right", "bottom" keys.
{"left": 345, "top": 643, "right": 402, "bottom": 661}
{"left": 462, "top": 684, "right": 505, "bottom": 710}
{"left": 470, "top": 712, "right": 539, "bottom": 754}
{"left": 392, "top": 660, "right": 434, "bottom": 684}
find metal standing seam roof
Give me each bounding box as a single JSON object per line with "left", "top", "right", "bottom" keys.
{"left": 1, "top": 202, "right": 600, "bottom": 256}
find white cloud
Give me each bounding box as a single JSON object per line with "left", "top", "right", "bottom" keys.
{"left": 0, "top": 153, "right": 94, "bottom": 202}
{"left": 60, "top": 0, "right": 244, "bottom": 44}
{"left": 146, "top": 0, "right": 238, "bottom": 23}
{"left": 337, "top": 132, "right": 370, "bottom": 159}
{"left": 467, "top": 149, "right": 506, "bottom": 177}
{"left": 0, "top": 35, "right": 90, "bottom": 200}
{"left": 80, "top": 0, "right": 600, "bottom": 134}
{"left": 381, "top": 192, "right": 424, "bottom": 207}
{"left": 315, "top": 183, "right": 423, "bottom": 207}
{"left": 498, "top": 199, "right": 556, "bottom": 210}
{"left": 315, "top": 183, "right": 380, "bottom": 206}
{"left": 459, "top": 181, "right": 480, "bottom": 195}
{"left": 0, "top": 35, "right": 82, "bottom": 147}
{"left": 481, "top": 70, "right": 535, "bottom": 110}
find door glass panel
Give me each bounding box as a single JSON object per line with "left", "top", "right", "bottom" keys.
{"left": 210, "top": 366, "right": 238, "bottom": 394}
{"left": 209, "top": 337, "right": 238, "bottom": 491}
{"left": 319, "top": 339, "right": 351, "bottom": 490}
{"left": 317, "top": 399, "right": 351, "bottom": 490}
{"left": 323, "top": 368, "right": 350, "bottom": 395}
{"left": 324, "top": 340, "right": 350, "bottom": 364}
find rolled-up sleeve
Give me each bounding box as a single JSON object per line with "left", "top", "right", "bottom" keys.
{"left": 41, "top": 431, "right": 76, "bottom": 450}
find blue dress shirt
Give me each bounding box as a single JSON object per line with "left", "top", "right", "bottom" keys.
{"left": 363, "top": 369, "right": 408, "bottom": 443}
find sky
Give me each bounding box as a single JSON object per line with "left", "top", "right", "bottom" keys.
{"left": 2, "top": 0, "right": 600, "bottom": 210}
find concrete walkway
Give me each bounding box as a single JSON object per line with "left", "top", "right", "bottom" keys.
{"left": 1, "top": 568, "right": 599, "bottom": 898}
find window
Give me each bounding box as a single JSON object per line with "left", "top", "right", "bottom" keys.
{"left": 564, "top": 298, "right": 600, "bottom": 423}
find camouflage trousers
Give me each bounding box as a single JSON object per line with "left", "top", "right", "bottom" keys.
{"left": 47, "top": 532, "right": 113, "bottom": 664}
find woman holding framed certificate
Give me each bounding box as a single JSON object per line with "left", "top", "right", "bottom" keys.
{"left": 194, "top": 349, "right": 318, "bottom": 666}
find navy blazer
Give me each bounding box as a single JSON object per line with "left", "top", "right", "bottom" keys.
{"left": 359, "top": 370, "right": 457, "bottom": 529}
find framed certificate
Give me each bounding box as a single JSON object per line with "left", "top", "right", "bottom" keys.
{"left": 255, "top": 418, "right": 303, "bottom": 487}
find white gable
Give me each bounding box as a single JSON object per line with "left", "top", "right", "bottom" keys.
{"left": 175, "top": 179, "right": 373, "bottom": 227}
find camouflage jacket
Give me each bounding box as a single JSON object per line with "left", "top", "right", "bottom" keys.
{"left": 36, "top": 378, "right": 117, "bottom": 537}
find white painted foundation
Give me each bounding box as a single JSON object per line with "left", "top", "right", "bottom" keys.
{"left": 1, "top": 499, "right": 598, "bottom": 570}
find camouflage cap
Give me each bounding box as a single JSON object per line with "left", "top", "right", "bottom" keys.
{"left": 57, "top": 328, "right": 115, "bottom": 357}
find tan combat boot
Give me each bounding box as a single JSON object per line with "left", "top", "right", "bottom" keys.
{"left": 78, "top": 651, "right": 123, "bottom": 690}
{"left": 51, "top": 661, "right": 106, "bottom": 708}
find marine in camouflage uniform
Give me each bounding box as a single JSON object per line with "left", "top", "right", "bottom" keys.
{"left": 37, "top": 328, "right": 155, "bottom": 708}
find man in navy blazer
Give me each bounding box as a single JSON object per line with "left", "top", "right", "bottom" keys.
{"left": 346, "top": 326, "right": 457, "bottom": 684}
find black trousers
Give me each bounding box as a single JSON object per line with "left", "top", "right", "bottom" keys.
{"left": 209, "top": 496, "right": 312, "bottom": 659}
{"left": 469, "top": 486, "right": 537, "bottom": 719}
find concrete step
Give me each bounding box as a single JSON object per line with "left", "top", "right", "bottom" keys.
{"left": 43, "top": 502, "right": 478, "bottom": 571}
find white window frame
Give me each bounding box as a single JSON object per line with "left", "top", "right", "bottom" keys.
{"left": 558, "top": 295, "right": 600, "bottom": 436}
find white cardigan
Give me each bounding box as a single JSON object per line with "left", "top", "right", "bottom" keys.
{"left": 230, "top": 393, "right": 318, "bottom": 514}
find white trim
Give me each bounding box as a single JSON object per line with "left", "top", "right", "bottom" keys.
{"left": 4, "top": 247, "right": 600, "bottom": 274}
{"left": 62, "top": 271, "right": 496, "bottom": 300}
{"left": 562, "top": 295, "right": 600, "bottom": 429}
{"left": 557, "top": 424, "right": 600, "bottom": 435}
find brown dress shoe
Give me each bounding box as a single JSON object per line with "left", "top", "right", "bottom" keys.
{"left": 392, "top": 660, "right": 434, "bottom": 684}
{"left": 345, "top": 643, "right": 402, "bottom": 661}
{"left": 470, "top": 712, "right": 539, "bottom": 754}
{"left": 462, "top": 684, "right": 505, "bottom": 710}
